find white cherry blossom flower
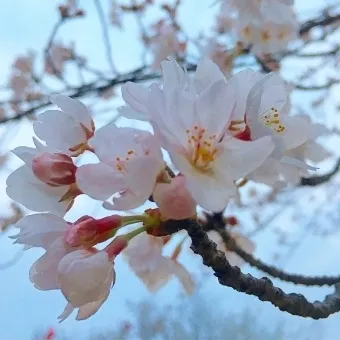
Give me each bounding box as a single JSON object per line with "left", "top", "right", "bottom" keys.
{"left": 6, "top": 143, "right": 80, "bottom": 215}
{"left": 237, "top": 19, "right": 298, "bottom": 55}
{"left": 150, "top": 74, "right": 274, "bottom": 211}
{"left": 76, "top": 125, "right": 165, "bottom": 210}
{"left": 149, "top": 21, "right": 186, "bottom": 70}
{"left": 33, "top": 95, "right": 95, "bottom": 156}
{"left": 57, "top": 249, "right": 115, "bottom": 321}
{"left": 121, "top": 58, "right": 275, "bottom": 211}
{"left": 44, "top": 43, "right": 73, "bottom": 75}
{"left": 222, "top": 0, "right": 295, "bottom": 25}
{"left": 123, "top": 233, "right": 194, "bottom": 294}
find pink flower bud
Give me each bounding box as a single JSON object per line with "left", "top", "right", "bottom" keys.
{"left": 153, "top": 176, "right": 197, "bottom": 220}
{"left": 32, "top": 152, "right": 77, "bottom": 187}
{"left": 65, "top": 215, "right": 122, "bottom": 247}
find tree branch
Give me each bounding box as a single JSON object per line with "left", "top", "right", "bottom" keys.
{"left": 160, "top": 218, "right": 340, "bottom": 319}
{"left": 300, "top": 158, "right": 340, "bottom": 186}
{"left": 216, "top": 222, "right": 340, "bottom": 286}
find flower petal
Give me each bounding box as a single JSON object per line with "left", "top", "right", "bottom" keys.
{"left": 121, "top": 82, "right": 149, "bottom": 114}
{"left": 193, "top": 58, "right": 225, "bottom": 94}
{"left": 50, "top": 95, "right": 93, "bottom": 131}
{"left": 12, "top": 213, "right": 68, "bottom": 249}
{"left": 76, "top": 163, "right": 126, "bottom": 201}
{"left": 216, "top": 136, "right": 275, "bottom": 179}
{"left": 196, "top": 79, "right": 235, "bottom": 137}
{"left": 6, "top": 165, "right": 69, "bottom": 215}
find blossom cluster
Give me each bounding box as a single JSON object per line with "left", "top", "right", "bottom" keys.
{"left": 7, "top": 57, "right": 329, "bottom": 321}
{"left": 216, "top": 0, "right": 298, "bottom": 54}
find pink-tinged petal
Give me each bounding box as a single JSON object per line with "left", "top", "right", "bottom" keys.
{"left": 193, "top": 58, "right": 225, "bottom": 94}
{"left": 57, "top": 250, "right": 114, "bottom": 307}
{"left": 12, "top": 213, "right": 68, "bottom": 249}
{"left": 196, "top": 80, "right": 235, "bottom": 137}
{"left": 216, "top": 136, "right": 275, "bottom": 179}
{"left": 185, "top": 172, "right": 235, "bottom": 212}
{"left": 280, "top": 116, "right": 308, "bottom": 150}
{"left": 305, "top": 142, "right": 331, "bottom": 163}
{"left": 76, "top": 299, "right": 108, "bottom": 321}
{"left": 104, "top": 189, "right": 150, "bottom": 211}
{"left": 118, "top": 105, "right": 149, "bottom": 121}
{"left": 124, "top": 157, "right": 164, "bottom": 196}
{"left": 34, "top": 110, "right": 86, "bottom": 152}
{"left": 76, "top": 163, "right": 125, "bottom": 201}
{"left": 279, "top": 163, "right": 302, "bottom": 184}
{"left": 246, "top": 73, "right": 288, "bottom": 140}
{"left": 171, "top": 261, "right": 195, "bottom": 295}
{"left": 262, "top": 3, "right": 296, "bottom": 25}
{"left": 148, "top": 84, "right": 188, "bottom": 149}
{"left": 280, "top": 156, "right": 318, "bottom": 171}
{"left": 161, "top": 57, "right": 187, "bottom": 92}
{"left": 50, "top": 95, "right": 93, "bottom": 131}
{"left": 228, "top": 69, "right": 263, "bottom": 121}
{"left": 121, "top": 82, "right": 149, "bottom": 114}
{"left": 12, "top": 146, "right": 38, "bottom": 166}
{"left": 6, "top": 165, "right": 69, "bottom": 215}
{"left": 58, "top": 303, "right": 74, "bottom": 322}
{"left": 30, "top": 238, "right": 70, "bottom": 290}
{"left": 89, "top": 125, "right": 149, "bottom": 163}
{"left": 169, "top": 151, "right": 236, "bottom": 212}
{"left": 248, "top": 158, "right": 282, "bottom": 185}
{"left": 153, "top": 176, "right": 197, "bottom": 220}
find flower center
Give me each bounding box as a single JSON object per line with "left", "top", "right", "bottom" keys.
{"left": 259, "top": 107, "right": 286, "bottom": 134}
{"left": 115, "top": 147, "right": 150, "bottom": 173}
{"left": 186, "top": 125, "right": 218, "bottom": 171}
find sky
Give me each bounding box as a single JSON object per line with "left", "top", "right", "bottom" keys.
{"left": 1, "top": 0, "right": 340, "bottom": 339}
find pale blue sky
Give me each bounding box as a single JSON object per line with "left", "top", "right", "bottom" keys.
{"left": 1, "top": 0, "right": 340, "bottom": 339}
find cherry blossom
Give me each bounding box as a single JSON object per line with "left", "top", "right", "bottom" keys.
{"left": 13, "top": 53, "right": 34, "bottom": 74}
{"left": 76, "top": 125, "right": 165, "bottom": 210}
{"left": 11, "top": 212, "right": 130, "bottom": 320}
{"left": 245, "top": 72, "right": 316, "bottom": 168}
{"left": 57, "top": 249, "right": 115, "bottom": 321}
{"left": 6, "top": 140, "right": 81, "bottom": 215}
{"left": 33, "top": 95, "right": 95, "bottom": 156}
{"left": 237, "top": 20, "right": 298, "bottom": 55}
{"left": 8, "top": 73, "right": 31, "bottom": 100}
{"left": 123, "top": 233, "right": 194, "bottom": 294}
{"left": 200, "top": 38, "right": 233, "bottom": 76}
{"left": 148, "top": 62, "right": 274, "bottom": 211}
{"left": 44, "top": 43, "right": 73, "bottom": 75}
{"left": 149, "top": 21, "right": 186, "bottom": 70}
{"left": 221, "top": 0, "right": 295, "bottom": 26}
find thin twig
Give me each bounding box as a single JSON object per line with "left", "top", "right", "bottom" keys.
{"left": 93, "top": 0, "right": 117, "bottom": 73}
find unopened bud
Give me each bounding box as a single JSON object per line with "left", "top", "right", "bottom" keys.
{"left": 32, "top": 152, "right": 77, "bottom": 187}
{"left": 65, "top": 215, "right": 122, "bottom": 247}
{"left": 153, "top": 176, "right": 197, "bottom": 220}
